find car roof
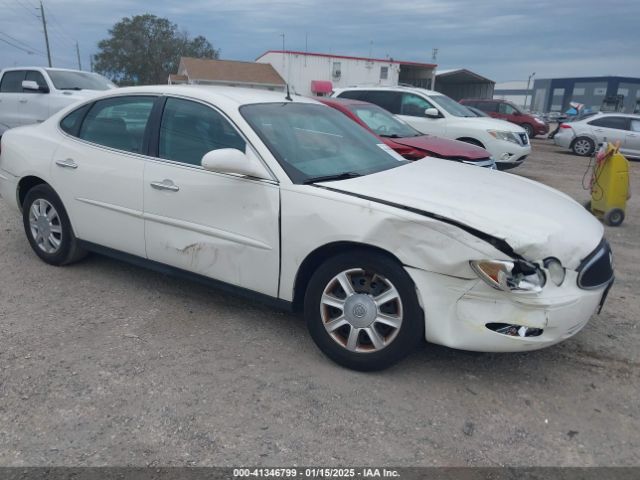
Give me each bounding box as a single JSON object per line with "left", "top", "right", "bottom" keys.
{"left": 334, "top": 85, "right": 443, "bottom": 96}
{"left": 85, "top": 85, "right": 322, "bottom": 107}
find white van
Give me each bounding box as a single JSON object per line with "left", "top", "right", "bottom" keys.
{"left": 333, "top": 86, "right": 531, "bottom": 170}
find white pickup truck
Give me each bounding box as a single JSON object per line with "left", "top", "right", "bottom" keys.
{"left": 0, "top": 67, "right": 115, "bottom": 137}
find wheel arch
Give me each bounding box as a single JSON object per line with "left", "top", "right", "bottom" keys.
{"left": 570, "top": 135, "right": 597, "bottom": 153}
{"left": 17, "top": 175, "right": 49, "bottom": 211}
{"left": 456, "top": 137, "right": 485, "bottom": 148}
{"left": 292, "top": 241, "right": 404, "bottom": 312}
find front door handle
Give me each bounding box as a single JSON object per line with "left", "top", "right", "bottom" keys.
{"left": 55, "top": 158, "right": 78, "bottom": 169}
{"left": 19, "top": 99, "right": 27, "bottom": 104}
{"left": 150, "top": 179, "right": 179, "bottom": 192}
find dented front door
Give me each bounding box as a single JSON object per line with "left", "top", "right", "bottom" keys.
{"left": 143, "top": 159, "right": 280, "bottom": 296}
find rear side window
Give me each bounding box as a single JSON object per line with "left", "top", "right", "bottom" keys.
{"left": 336, "top": 90, "right": 366, "bottom": 101}
{"left": 0, "top": 70, "right": 26, "bottom": 93}
{"left": 60, "top": 104, "right": 90, "bottom": 136}
{"left": 159, "top": 97, "right": 246, "bottom": 166}
{"left": 79, "top": 96, "right": 155, "bottom": 153}
{"left": 477, "top": 101, "right": 497, "bottom": 112}
{"left": 24, "top": 71, "right": 48, "bottom": 92}
{"left": 588, "top": 116, "right": 630, "bottom": 130}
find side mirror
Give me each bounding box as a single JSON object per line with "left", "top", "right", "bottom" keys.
{"left": 22, "top": 80, "right": 49, "bottom": 93}
{"left": 424, "top": 107, "right": 440, "bottom": 118}
{"left": 201, "top": 148, "right": 271, "bottom": 180}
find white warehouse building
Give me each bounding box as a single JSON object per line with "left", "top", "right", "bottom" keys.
{"left": 256, "top": 50, "right": 437, "bottom": 97}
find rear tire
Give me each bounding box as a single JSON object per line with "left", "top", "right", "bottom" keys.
{"left": 572, "top": 137, "right": 595, "bottom": 156}
{"left": 304, "top": 251, "right": 424, "bottom": 371}
{"left": 22, "top": 184, "right": 87, "bottom": 266}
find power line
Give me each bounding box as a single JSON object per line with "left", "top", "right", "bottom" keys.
{"left": 0, "top": 31, "right": 46, "bottom": 55}
{"left": 13, "top": 0, "right": 39, "bottom": 19}
{"left": 0, "top": 36, "right": 36, "bottom": 55}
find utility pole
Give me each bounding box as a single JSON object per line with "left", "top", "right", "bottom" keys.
{"left": 39, "top": 1, "right": 52, "bottom": 67}
{"left": 524, "top": 72, "right": 536, "bottom": 111}
{"left": 75, "top": 41, "right": 82, "bottom": 70}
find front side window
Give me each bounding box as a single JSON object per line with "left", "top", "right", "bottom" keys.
{"left": 588, "top": 116, "right": 630, "bottom": 130}
{"left": 349, "top": 104, "right": 419, "bottom": 138}
{"left": 24, "top": 71, "right": 48, "bottom": 93}
{"left": 631, "top": 119, "right": 640, "bottom": 132}
{"left": 358, "top": 91, "right": 402, "bottom": 114}
{"left": 401, "top": 93, "right": 435, "bottom": 117}
{"left": 159, "top": 98, "right": 246, "bottom": 166}
{"left": 429, "top": 94, "right": 476, "bottom": 117}
{"left": 241, "top": 102, "right": 405, "bottom": 184}
{"left": 79, "top": 96, "right": 155, "bottom": 153}
{"left": 498, "top": 102, "right": 518, "bottom": 115}
{"left": 0, "top": 70, "right": 26, "bottom": 93}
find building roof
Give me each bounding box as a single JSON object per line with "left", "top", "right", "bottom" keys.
{"left": 436, "top": 69, "right": 494, "bottom": 84}
{"left": 257, "top": 50, "right": 437, "bottom": 69}
{"left": 168, "top": 74, "right": 188, "bottom": 83}
{"left": 179, "top": 57, "right": 286, "bottom": 86}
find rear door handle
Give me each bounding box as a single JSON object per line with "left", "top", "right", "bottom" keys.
{"left": 150, "top": 179, "right": 179, "bottom": 192}
{"left": 19, "top": 99, "right": 27, "bottom": 104}
{"left": 55, "top": 158, "right": 78, "bottom": 169}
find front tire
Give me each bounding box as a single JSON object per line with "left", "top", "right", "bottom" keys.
{"left": 304, "top": 251, "right": 424, "bottom": 371}
{"left": 522, "top": 123, "right": 534, "bottom": 138}
{"left": 22, "top": 184, "right": 87, "bottom": 266}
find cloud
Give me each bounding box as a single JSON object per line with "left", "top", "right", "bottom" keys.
{"left": 0, "top": 0, "right": 638, "bottom": 82}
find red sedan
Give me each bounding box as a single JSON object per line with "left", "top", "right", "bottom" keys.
{"left": 317, "top": 97, "right": 496, "bottom": 168}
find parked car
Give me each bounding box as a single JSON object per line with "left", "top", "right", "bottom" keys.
{"left": 0, "top": 67, "right": 115, "bottom": 133}
{"left": 460, "top": 98, "right": 549, "bottom": 138}
{"left": 317, "top": 97, "right": 495, "bottom": 168}
{"left": 333, "top": 86, "right": 531, "bottom": 170}
{"left": 0, "top": 86, "right": 613, "bottom": 371}
{"left": 553, "top": 112, "right": 640, "bottom": 158}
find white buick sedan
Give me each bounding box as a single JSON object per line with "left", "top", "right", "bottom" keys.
{"left": 0, "top": 86, "right": 614, "bottom": 371}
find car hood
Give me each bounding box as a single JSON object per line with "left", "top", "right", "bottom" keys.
{"left": 320, "top": 159, "right": 603, "bottom": 268}
{"left": 390, "top": 135, "right": 490, "bottom": 160}
{"left": 57, "top": 89, "right": 106, "bottom": 100}
{"left": 455, "top": 116, "right": 526, "bottom": 133}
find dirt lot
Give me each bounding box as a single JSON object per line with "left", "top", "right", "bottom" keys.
{"left": 0, "top": 138, "right": 638, "bottom": 467}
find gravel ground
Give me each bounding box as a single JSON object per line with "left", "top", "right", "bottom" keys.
{"left": 0, "top": 138, "right": 638, "bottom": 467}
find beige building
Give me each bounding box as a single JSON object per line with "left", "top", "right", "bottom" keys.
{"left": 169, "top": 57, "right": 286, "bottom": 91}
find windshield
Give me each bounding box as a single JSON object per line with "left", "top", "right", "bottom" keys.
{"left": 348, "top": 104, "right": 421, "bottom": 138}
{"left": 47, "top": 70, "right": 116, "bottom": 91}
{"left": 430, "top": 94, "right": 476, "bottom": 117}
{"left": 241, "top": 103, "right": 406, "bottom": 184}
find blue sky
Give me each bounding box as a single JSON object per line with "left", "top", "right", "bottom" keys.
{"left": 1, "top": 0, "right": 639, "bottom": 83}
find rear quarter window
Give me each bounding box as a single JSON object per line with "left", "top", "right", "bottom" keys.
{"left": 60, "top": 105, "right": 90, "bottom": 136}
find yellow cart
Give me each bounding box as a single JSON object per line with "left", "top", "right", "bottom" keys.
{"left": 587, "top": 142, "right": 630, "bottom": 226}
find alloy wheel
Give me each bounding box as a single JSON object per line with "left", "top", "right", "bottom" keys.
{"left": 574, "top": 139, "right": 592, "bottom": 155}
{"left": 320, "top": 268, "right": 403, "bottom": 353}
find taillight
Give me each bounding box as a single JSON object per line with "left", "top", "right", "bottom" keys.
{"left": 560, "top": 123, "right": 572, "bottom": 129}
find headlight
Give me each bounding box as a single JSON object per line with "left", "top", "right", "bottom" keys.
{"left": 470, "top": 259, "right": 546, "bottom": 293}
{"left": 543, "top": 257, "right": 566, "bottom": 286}
{"left": 487, "top": 130, "right": 520, "bottom": 144}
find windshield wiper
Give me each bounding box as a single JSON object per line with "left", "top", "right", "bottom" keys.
{"left": 379, "top": 134, "right": 403, "bottom": 138}
{"left": 60, "top": 87, "right": 83, "bottom": 90}
{"left": 303, "top": 171, "right": 362, "bottom": 184}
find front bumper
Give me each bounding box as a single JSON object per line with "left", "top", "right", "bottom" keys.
{"left": 407, "top": 267, "right": 606, "bottom": 352}
{"left": 490, "top": 141, "right": 531, "bottom": 169}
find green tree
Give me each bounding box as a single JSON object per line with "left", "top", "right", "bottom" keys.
{"left": 94, "top": 14, "right": 219, "bottom": 85}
